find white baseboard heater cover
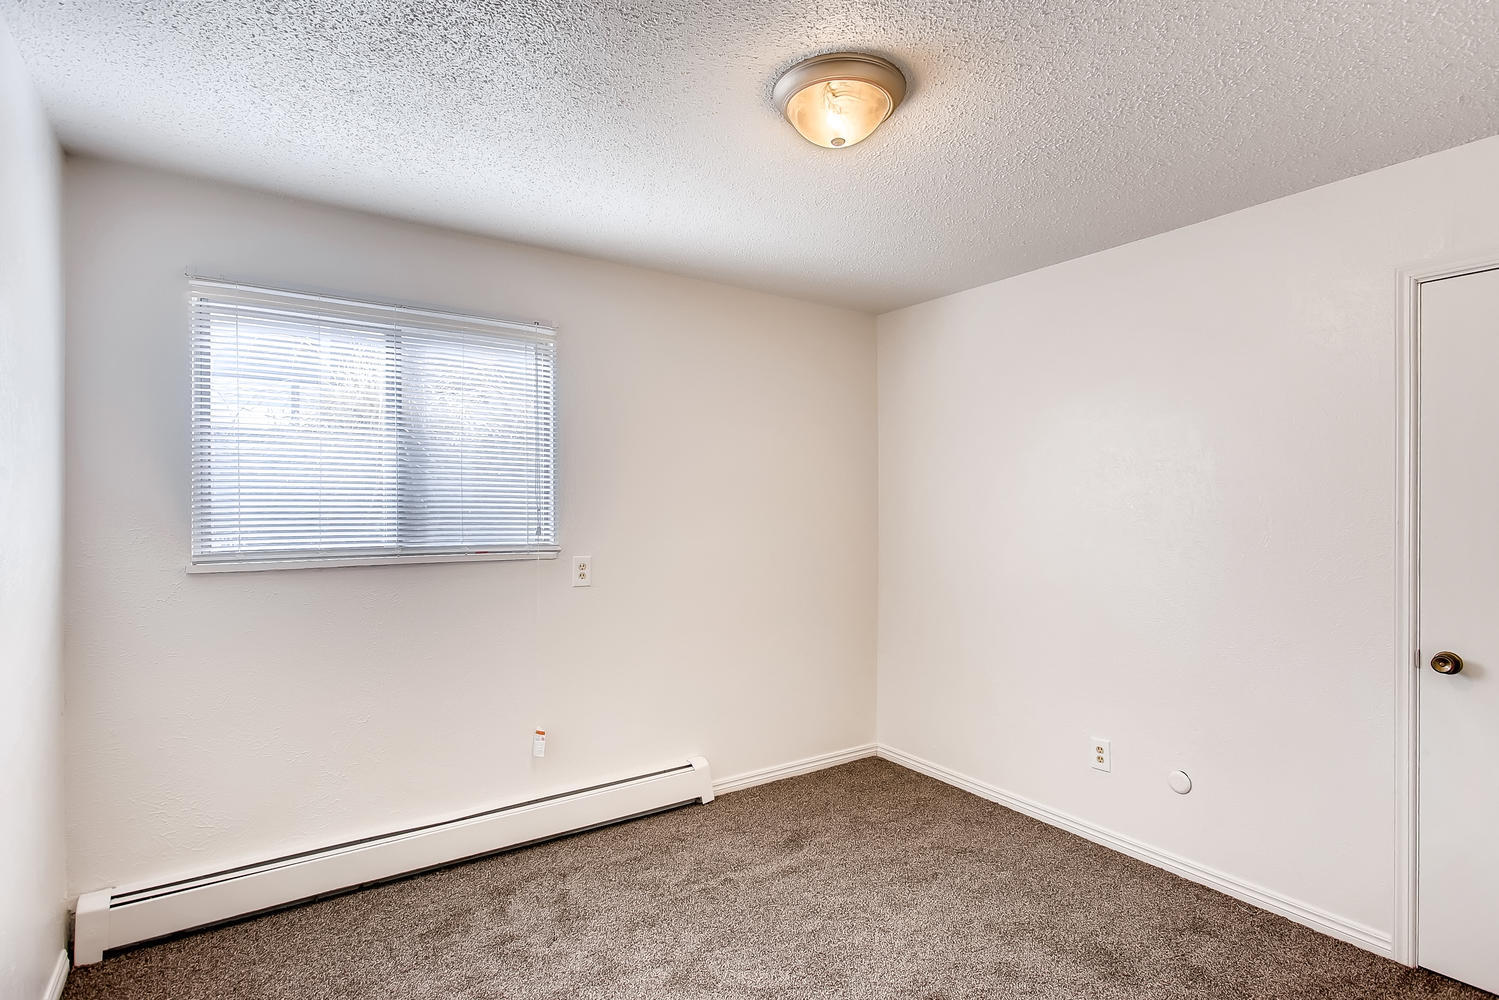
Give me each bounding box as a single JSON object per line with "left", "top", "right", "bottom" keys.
{"left": 74, "top": 756, "right": 713, "bottom": 965}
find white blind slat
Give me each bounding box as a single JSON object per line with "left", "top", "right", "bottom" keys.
{"left": 190, "top": 281, "right": 558, "bottom": 566}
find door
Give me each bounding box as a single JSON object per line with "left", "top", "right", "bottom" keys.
{"left": 1419, "top": 265, "right": 1499, "bottom": 993}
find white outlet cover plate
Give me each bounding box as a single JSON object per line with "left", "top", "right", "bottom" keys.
{"left": 1091, "top": 738, "right": 1111, "bottom": 772}
{"left": 572, "top": 556, "right": 591, "bottom": 587}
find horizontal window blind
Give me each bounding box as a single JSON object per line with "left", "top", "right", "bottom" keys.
{"left": 190, "top": 280, "right": 557, "bottom": 567}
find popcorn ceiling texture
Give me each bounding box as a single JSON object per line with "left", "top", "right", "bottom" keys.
{"left": 4, "top": 0, "right": 1498, "bottom": 312}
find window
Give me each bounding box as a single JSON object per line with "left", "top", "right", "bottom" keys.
{"left": 189, "top": 280, "right": 557, "bottom": 570}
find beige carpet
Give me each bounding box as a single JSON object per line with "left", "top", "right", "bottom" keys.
{"left": 64, "top": 758, "right": 1490, "bottom": 999}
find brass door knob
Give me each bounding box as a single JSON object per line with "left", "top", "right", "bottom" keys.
{"left": 1431, "top": 651, "right": 1464, "bottom": 675}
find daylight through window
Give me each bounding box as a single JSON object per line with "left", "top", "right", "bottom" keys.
{"left": 189, "top": 280, "right": 557, "bottom": 568}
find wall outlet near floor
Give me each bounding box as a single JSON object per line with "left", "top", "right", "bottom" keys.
{"left": 1091, "top": 738, "right": 1111, "bottom": 772}
{"left": 572, "top": 556, "right": 591, "bottom": 587}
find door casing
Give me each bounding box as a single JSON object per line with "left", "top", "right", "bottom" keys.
{"left": 1394, "top": 250, "right": 1499, "bottom": 967}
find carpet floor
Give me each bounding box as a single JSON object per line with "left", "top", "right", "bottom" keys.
{"left": 63, "top": 757, "right": 1491, "bottom": 1000}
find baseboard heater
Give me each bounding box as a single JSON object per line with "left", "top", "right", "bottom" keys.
{"left": 74, "top": 756, "right": 713, "bottom": 965}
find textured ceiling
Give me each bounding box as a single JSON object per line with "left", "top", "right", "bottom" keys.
{"left": 4, "top": 1, "right": 1499, "bottom": 312}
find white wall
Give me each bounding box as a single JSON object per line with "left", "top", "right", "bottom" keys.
{"left": 0, "top": 19, "right": 67, "bottom": 999}
{"left": 877, "top": 134, "right": 1499, "bottom": 943}
{"left": 63, "top": 157, "right": 877, "bottom": 895}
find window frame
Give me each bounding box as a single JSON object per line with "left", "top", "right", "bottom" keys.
{"left": 186, "top": 278, "right": 560, "bottom": 574}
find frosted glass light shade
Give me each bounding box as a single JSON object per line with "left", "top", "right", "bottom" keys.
{"left": 773, "top": 53, "right": 906, "bottom": 150}
{"left": 784, "top": 79, "right": 894, "bottom": 149}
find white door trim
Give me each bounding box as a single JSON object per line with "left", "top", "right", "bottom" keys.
{"left": 1393, "top": 249, "right": 1499, "bottom": 968}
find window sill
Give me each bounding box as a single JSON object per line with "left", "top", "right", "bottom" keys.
{"left": 187, "top": 549, "right": 561, "bottom": 574}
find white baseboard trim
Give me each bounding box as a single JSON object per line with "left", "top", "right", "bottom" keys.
{"left": 43, "top": 949, "right": 69, "bottom": 1000}
{"left": 713, "top": 743, "right": 878, "bottom": 796}
{"left": 876, "top": 744, "right": 1394, "bottom": 959}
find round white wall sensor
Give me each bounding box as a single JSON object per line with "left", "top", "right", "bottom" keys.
{"left": 1169, "top": 770, "right": 1193, "bottom": 794}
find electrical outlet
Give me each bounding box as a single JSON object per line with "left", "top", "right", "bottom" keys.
{"left": 1091, "top": 738, "right": 1111, "bottom": 773}
{"left": 572, "top": 556, "right": 591, "bottom": 587}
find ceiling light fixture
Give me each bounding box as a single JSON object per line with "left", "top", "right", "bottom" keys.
{"left": 772, "top": 52, "right": 906, "bottom": 150}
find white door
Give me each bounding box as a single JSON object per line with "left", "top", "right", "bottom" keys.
{"left": 1419, "top": 265, "right": 1499, "bottom": 994}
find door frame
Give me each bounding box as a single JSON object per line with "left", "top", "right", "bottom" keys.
{"left": 1394, "top": 250, "right": 1499, "bottom": 967}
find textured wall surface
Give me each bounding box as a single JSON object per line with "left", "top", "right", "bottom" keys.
{"left": 4, "top": 1, "right": 1498, "bottom": 312}
{"left": 877, "top": 134, "right": 1499, "bottom": 944}
{"left": 0, "top": 15, "right": 67, "bottom": 998}
{"left": 62, "top": 157, "right": 877, "bottom": 895}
